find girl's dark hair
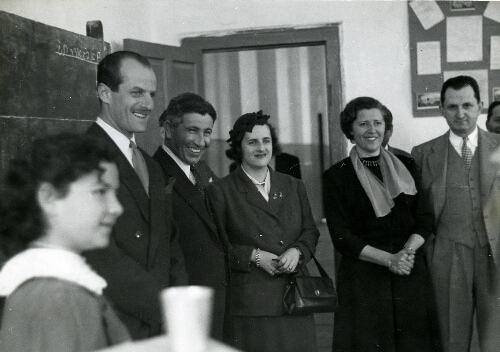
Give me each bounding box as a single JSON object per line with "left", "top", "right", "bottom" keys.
{"left": 225, "top": 110, "right": 282, "bottom": 163}
{"left": 0, "top": 133, "right": 117, "bottom": 258}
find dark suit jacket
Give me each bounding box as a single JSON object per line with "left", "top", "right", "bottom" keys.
{"left": 152, "top": 147, "right": 228, "bottom": 340}
{"left": 207, "top": 166, "right": 319, "bottom": 316}
{"left": 388, "top": 145, "right": 412, "bottom": 158}
{"left": 411, "top": 128, "right": 500, "bottom": 268}
{"left": 84, "top": 123, "right": 187, "bottom": 340}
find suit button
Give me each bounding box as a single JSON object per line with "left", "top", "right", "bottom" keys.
{"left": 279, "top": 240, "right": 284, "bottom": 246}
{"left": 135, "top": 231, "right": 142, "bottom": 238}
{"left": 218, "top": 252, "right": 225, "bottom": 258}
{"left": 222, "top": 280, "right": 228, "bottom": 286}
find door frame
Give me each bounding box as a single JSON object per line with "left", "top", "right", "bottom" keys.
{"left": 182, "top": 24, "right": 345, "bottom": 166}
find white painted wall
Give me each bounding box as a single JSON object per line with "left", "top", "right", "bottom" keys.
{"left": 1, "top": 0, "right": 488, "bottom": 154}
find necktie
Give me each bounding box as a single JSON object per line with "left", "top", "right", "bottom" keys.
{"left": 130, "top": 140, "right": 149, "bottom": 195}
{"left": 461, "top": 137, "right": 473, "bottom": 169}
{"left": 190, "top": 165, "right": 206, "bottom": 196}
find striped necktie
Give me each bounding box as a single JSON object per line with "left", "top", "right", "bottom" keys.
{"left": 190, "top": 165, "right": 206, "bottom": 196}
{"left": 130, "top": 140, "right": 149, "bottom": 195}
{"left": 461, "top": 137, "right": 473, "bottom": 169}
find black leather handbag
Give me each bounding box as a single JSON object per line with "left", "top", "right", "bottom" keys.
{"left": 283, "top": 253, "right": 338, "bottom": 315}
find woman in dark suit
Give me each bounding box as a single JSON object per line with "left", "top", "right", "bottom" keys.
{"left": 207, "top": 111, "right": 319, "bottom": 352}
{"left": 323, "top": 97, "right": 440, "bottom": 351}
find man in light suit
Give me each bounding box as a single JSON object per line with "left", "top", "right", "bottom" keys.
{"left": 411, "top": 75, "right": 500, "bottom": 352}
{"left": 152, "top": 93, "right": 229, "bottom": 341}
{"left": 84, "top": 51, "right": 187, "bottom": 340}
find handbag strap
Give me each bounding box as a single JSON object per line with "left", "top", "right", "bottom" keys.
{"left": 310, "top": 252, "right": 331, "bottom": 279}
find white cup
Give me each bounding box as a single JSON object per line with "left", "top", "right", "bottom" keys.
{"left": 161, "top": 286, "right": 214, "bottom": 352}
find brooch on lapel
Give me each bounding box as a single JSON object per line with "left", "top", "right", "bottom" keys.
{"left": 272, "top": 191, "right": 283, "bottom": 200}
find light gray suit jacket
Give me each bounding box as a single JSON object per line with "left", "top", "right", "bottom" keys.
{"left": 411, "top": 128, "right": 500, "bottom": 267}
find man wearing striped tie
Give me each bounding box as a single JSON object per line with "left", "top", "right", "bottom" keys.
{"left": 411, "top": 75, "right": 500, "bottom": 352}
{"left": 84, "top": 51, "right": 187, "bottom": 340}
{"left": 153, "top": 93, "right": 229, "bottom": 341}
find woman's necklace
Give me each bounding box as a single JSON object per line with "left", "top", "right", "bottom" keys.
{"left": 360, "top": 159, "right": 379, "bottom": 167}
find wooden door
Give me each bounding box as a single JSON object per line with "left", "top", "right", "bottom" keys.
{"left": 182, "top": 25, "right": 344, "bottom": 167}
{"left": 123, "top": 39, "right": 202, "bottom": 155}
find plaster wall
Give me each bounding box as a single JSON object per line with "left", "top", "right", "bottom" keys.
{"left": 0, "top": 0, "right": 488, "bottom": 154}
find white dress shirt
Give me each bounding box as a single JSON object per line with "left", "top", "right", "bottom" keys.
{"left": 242, "top": 166, "right": 271, "bottom": 202}
{"left": 96, "top": 117, "right": 137, "bottom": 167}
{"left": 162, "top": 144, "right": 196, "bottom": 185}
{"left": 449, "top": 126, "right": 478, "bottom": 156}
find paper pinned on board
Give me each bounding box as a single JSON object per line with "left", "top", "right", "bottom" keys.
{"left": 417, "top": 41, "right": 441, "bottom": 75}
{"left": 409, "top": 1, "right": 445, "bottom": 30}
{"left": 491, "top": 36, "right": 500, "bottom": 70}
{"left": 447, "top": 16, "right": 483, "bottom": 62}
{"left": 484, "top": 1, "right": 500, "bottom": 24}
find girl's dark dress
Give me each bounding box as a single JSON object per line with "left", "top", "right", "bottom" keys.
{"left": 323, "top": 155, "right": 440, "bottom": 352}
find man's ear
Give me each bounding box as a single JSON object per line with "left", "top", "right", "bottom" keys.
{"left": 164, "top": 121, "right": 174, "bottom": 140}
{"left": 97, "top": 83, "right": 112, "bottom": 104}
{"left": 37, "top": 182, "right": 61, "bottom": 216}
{"left": 159, "top": 126, "right": 166, "bottom": 143}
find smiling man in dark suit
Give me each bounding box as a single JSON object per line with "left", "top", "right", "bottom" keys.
{"left": 84, "top": 51, "right": 187, "bottom": 340}
{"left": 153, "top": 93, "right": 228, "bottom": 341}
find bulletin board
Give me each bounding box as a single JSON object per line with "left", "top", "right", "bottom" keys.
{"left": 408, "top": 1, "right": 500, "bottom": 117}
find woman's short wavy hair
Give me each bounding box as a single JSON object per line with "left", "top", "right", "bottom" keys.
{"left": 226, "top": 110, "right": 282, "bottom": 164}
{"left": 0, "top": 133, "right": 117, "bottom": 258}
{"left": 340, "top": 97, "right": 387, "bottom": 140}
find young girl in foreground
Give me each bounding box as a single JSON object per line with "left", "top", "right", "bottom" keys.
{"left": 0, "top": 133, "right": 130, "bottom": 351}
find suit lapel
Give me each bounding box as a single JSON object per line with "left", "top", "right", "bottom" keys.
{"left": 145, "top": 154, "right": 165, "bottom": 267}
{"left": 477, "top": 130, "right": 500, "bottom": 267}
{"left": 154, "top": 148, "right": 218, "bottom": 234}
{"left": 235, "top": 166, "right": 279, "bottom": 219}
{"left": 427, "top": 133, "right": 449, "bottom": 224}
{"left": 478, "top": 129, "right": 500, "bottom": 198}
{"left": 87, "top": 124, "right": 150, "bottom": 219}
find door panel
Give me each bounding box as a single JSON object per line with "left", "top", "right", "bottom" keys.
{"left": 182, "top": 26, "right": 344, "bottom": 166}
{"left": 124, "top": 39, "right": 202, "bottom": 155}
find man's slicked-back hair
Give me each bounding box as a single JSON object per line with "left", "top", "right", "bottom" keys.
{"left": 440, "top": 75, "right": 481, "bottom": 105}
{"left": 97, "top": 51, "right": 152, "bottom": 93}
{"left": 159, "top": 92, "right": 217, "bottom": 127}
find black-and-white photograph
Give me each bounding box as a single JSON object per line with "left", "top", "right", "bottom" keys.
{"left": 1, "top": 1, "right": 500, "bottom": 352}
{"left": 416, "top": 92, "right": 441, "bottom": 110}
{"left": 450, "top": 1, "right": 475, "bottom": 11}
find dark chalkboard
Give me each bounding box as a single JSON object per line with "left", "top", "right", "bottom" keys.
{"left": 0, "top": 11, "right": 110, "bottom": 175}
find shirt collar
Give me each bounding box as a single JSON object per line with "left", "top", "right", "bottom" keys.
{"left": 241, "top": 165, "right": 269, "bottom": 185}
{"left": 449, "top": 126, "right": 478, "bottom": 147}
{"left": 241, "top": 166, "right": 271, "bottom": 201}
{"left": 162, "top": 144, "right": 191, "bottom": 179}
{"left": 96, "top": 117, "right": 136, "bottom": 164}
{"left": 0, "top": 248, "right": 107, "bottom": 296}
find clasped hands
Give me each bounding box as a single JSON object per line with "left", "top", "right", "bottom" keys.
{"left": 257, "top": 248, "right": 300, "bottom": 276}
{"left": 388, "top": 247, "right": 416, "bottom": 275}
